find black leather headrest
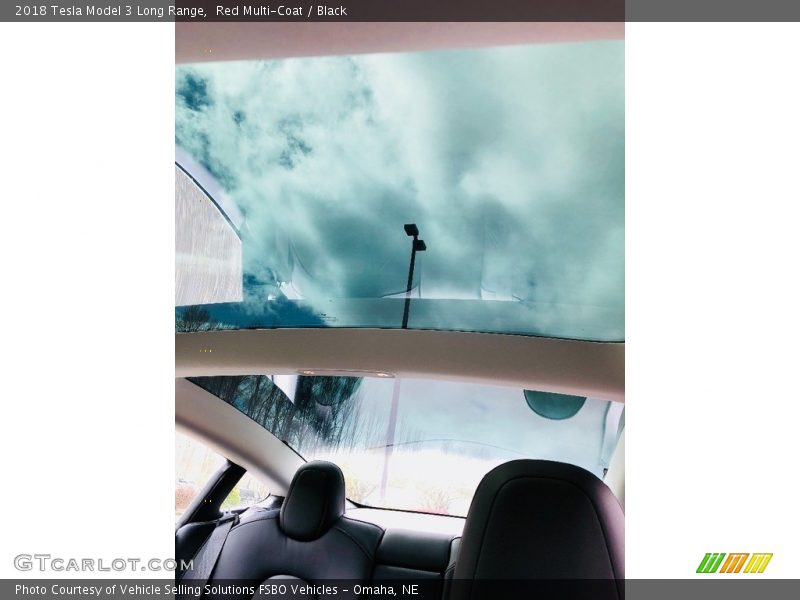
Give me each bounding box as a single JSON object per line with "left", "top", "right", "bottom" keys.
{"left": 452, "top": 460, "right": 624, "bottom": 595}
{"left": 279, "top": 461, "right": 346, "bottom": 541}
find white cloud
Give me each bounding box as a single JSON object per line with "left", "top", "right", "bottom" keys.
{"left": 175, "top": 40, "right": 624, "bottom": 340}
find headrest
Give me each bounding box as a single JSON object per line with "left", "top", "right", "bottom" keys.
{"left": 452, "top": 460, "right": 624, "bottom": 596}
{"left": 279, "top": 461, "right": 346, "bottom": 541}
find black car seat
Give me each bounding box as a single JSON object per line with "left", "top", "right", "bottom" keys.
{"left": 204, "top": 460, "right": 383, "bottom": 599}
{"left": 450, "top": 459, "right": 624, "bottom": 600}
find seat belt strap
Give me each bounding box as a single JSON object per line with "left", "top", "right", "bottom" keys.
{"left": 178, "top": 512, "right": 239, "bottom": 600}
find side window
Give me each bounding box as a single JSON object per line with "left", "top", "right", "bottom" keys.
{"left": 222, "top": 471, "right": 270, "bottom": 511}
{"left": 175, "top": 432, "right": 270, "bottom": 520}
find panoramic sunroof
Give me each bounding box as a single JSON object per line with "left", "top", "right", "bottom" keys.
{"left": 175, "top": 41, "right": 624, "bottom": 341}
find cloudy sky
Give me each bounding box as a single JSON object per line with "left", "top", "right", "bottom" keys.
{"left": 175, "top": 41, "right": 624, "bottom": 340}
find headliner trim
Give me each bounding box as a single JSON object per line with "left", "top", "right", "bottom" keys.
{"left": 176, "top": 328, "right": 624, "bottom": 402}
{"left": 176, "top": 22, "right": 624, "bottom": 64}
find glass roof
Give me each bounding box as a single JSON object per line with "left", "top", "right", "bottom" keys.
{"left": 176, "top": 41, "right": 624, "bottom": 341}
{"left": 190, "top": 375, "right": 624, "bottom": 516}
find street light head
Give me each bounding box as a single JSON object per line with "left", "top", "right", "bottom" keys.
{"left": 404, "top": 223, "right": 419, "bottom": 237}
{"left": 414, "top": 239, "right": 427, "bottom": 252}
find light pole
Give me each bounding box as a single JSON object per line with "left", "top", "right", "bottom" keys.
{"left": 380, "top": 224, "right": 426, "bottom": 503}
{"left": 401, "top": 223, "right": 426, "bottom": 329}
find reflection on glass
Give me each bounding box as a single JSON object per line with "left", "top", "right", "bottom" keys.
{"left": 189, "top": 375, "right": 624, "bottom": 517}
{"left": 524, "top": 390, "right": 587, "bottom": 420}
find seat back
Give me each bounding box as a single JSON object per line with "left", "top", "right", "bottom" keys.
{"left": 451, "top": 460, "right": 624, "bottom": 599}
{"left": 206, "top": 461, "right": 382, "bottom": 599}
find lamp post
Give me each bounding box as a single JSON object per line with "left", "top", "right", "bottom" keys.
{"left": 401, "top": 223, "right": 426, "bottom": 329}
{"left": 379, "top": 224, "right": 426, "bottom": 503}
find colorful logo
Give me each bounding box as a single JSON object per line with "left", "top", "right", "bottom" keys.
{"left": 696, "top": 553, "right": 773, "bottom": 574}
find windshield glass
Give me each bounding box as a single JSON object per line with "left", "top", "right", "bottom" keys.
{"left": 175, "top": 40, "right": 624, "bottom": 341}
{"left": 189, "top": 375, "right": 624, "bottom": 516}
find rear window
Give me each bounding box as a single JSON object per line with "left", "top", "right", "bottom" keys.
{"left": 188, "top": 375, "right": 623, "bottom": 517}
{"left": 175, "top": 40, "right": 624, "bottom": 342}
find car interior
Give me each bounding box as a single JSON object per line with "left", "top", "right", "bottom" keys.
{"left": 175, "top": 21, "right": 625, "bottom": 600}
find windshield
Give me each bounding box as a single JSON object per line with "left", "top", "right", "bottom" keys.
{"left": 189, "top": 375, "right": 624, "bottom": 517}
{"left": 175, "top": 40, "right": 624, "bottom": 341}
